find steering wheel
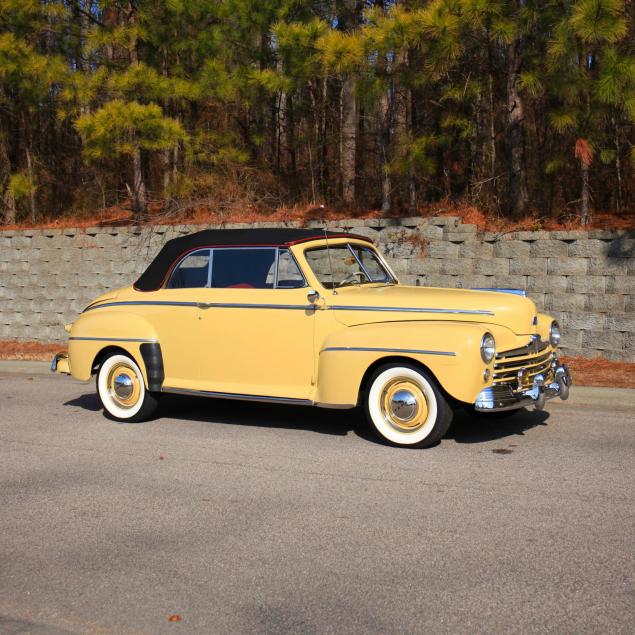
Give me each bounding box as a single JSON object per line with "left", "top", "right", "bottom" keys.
{"left": 337, "top": 271, "right": 366, "bottom": 287}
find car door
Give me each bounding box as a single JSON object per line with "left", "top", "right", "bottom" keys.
{"left": 196, "top": 247, "right": 316, "bottom": 400}
{"left": 144, "top": 248, "right": 210, "bottom": 389}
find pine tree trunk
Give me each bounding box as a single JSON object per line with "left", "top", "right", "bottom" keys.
{"left": 25, "top": 146, "right": 36, "bottom": 224}
{"left": 379, "top": 56, "right": 391, "bottom": 215}
{"left": 338, "top": 0, "right": 361, "bottom": 207}
{"left": 0, "top": 131, "right": 13, "bottom": 224}
{"left": 580, "top": 160, "right": 590, "bottom": 226}
{"left": 131, "top": 139, "right": 147, "bottom": 223}
{"left": 613, "top": 118, "right": 623, "bottom": 214}
{"left": 3, "top": 188, "right": 16, "bottom": 225}
{"left": 340, "top": 77, "right": 357, "bottom": 206}
{"left": 505, "top": 39, "right": 529, "bottom": 219}
{"left": 488, "top": 72, "right": 496, "bottom": 182}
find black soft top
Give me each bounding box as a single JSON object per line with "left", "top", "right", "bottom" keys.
{"left": 134, "top": 228, "right": 371, "bottom": 291}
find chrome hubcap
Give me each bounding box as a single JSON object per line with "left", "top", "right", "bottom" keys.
{"left": 107, "top": 362, "right": 141, "bottom": 409}
{"left": 380, "top": 378, "right": 429, "bottom": 432}
{"left": 113, "top": 374, "right": 134, "bottom": 399}
{"left": 390, "top": 389, "right": 418, "bottom": 422}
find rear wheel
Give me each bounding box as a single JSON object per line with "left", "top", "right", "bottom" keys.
{"left": 364, "top": 364, "right": 453, "bottom": 448}
{"left": 96, "top": 353, "right": 159, "bottom": 422}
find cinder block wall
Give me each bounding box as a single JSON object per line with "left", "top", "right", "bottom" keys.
{"left": 1, "top": 217, "right": 633, "bottom": 360}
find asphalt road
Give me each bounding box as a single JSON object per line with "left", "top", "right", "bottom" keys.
{"left": 1, "top": 371, "right": 634, "bottom": 635}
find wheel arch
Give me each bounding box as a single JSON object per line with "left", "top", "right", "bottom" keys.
{"left": 357, "top": 355, "right": 456, "bottom": 407}
{"left": 91, "top": 345, "right": 131, "bottom": 374}
{"left": 90, "top": 343, "right": 164, "bottom": 392}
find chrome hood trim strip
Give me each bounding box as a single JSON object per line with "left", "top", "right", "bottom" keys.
{"left": 471, "top": 288, "right": 527, "bottom": 297}
{"left": 327, "top": 305, "right": 494, "bottom": 316}
{"left": 321, "top": 346, "right": 456, "bottom": 357}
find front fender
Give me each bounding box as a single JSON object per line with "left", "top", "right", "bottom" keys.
{"left": 67, "top": 310, "right": 159, "bottom": 384}
{"left": 315, "top": 320, "right": 518, "bottom": 406}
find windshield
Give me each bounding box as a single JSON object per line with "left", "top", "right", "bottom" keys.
{"left": 305, "top": 243, "right": 395, "bottom": 289}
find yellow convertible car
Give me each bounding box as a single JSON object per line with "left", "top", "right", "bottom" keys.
{"left": 52, "top": 228, "right": 571, "bottom": 447}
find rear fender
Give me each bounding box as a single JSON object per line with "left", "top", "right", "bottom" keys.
{"left": 67, "top": 311, "right": 160, "bottom": 386}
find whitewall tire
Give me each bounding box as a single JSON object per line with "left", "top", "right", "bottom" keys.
{"left": 96, "top": 353, "right": 159, "bottom": 422}
{"left": 364, "top": 364, "right": 453, "bottom": 448}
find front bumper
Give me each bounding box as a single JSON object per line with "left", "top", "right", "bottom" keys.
{"left": 51, "top": 352, "right": 70, "bottom": 375}
{"left": 474, "top": 364, "right": 572, "bottom": 412}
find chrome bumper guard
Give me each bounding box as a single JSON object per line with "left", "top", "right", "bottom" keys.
{"left": 50, "top": 352, "right": 70, "bottom": 374}
{"left": 474, "top": 364, "right": 572, "bottom": 412}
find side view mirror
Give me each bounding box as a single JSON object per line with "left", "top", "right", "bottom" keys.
{"left": 307, "top": 289, "right": 320, "bottom": 304}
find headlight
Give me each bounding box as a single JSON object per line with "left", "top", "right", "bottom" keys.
{"left": 480, "top": 332, "right": 496, "bottom": 363}
{"left": 550, "top": 321, "right": 561, "bottom": 346}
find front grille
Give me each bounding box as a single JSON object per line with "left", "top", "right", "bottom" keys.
{"left": 493, "top": 343, "right": 554, "bottom": 388}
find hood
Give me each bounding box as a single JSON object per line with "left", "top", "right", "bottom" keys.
{"left": 325, "top": 285, "right": 537, "bottom": 335}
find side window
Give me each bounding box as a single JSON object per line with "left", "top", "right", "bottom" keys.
{"left": 211, "top": 248, "right": 276, "bottom": 289}
{"left": 276, "top": 250, "right": 305, "bottom": 288}
{"left": 167, "top": 249, "right": 211, "bottom": 288}
{"left": 353, "top": 246, "right": 392, "bottom": 283}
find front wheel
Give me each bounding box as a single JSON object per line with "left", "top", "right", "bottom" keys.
{"left": 96, "top": 353, "right": 159, "bottom": 422}
{"left": 364, "top": 364, "right": 453, "bottom": 448}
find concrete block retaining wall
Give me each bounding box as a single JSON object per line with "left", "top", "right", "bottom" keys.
{"left": 0, "top": 217, "right": 633, "bottom": 361}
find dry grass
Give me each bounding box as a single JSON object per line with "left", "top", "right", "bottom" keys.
{"left": 1, "top": 341, "right": 632, "bottom": 388}
{"left": 0, "top": 341, "right": 66, "bottom": 361}
{"left": 2, "top": 198, "right": 634, "bottom": 233}
{"left": 561, "top": 356, "right": 635, "bottom": 389}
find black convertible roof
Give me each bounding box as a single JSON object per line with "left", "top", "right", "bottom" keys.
{"left": 134, "top": 228, "right": 371, "bottom": 291}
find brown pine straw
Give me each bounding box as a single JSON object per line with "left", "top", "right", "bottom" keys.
{"left": 0, "top": 340, "right": 632, "bottom": 388}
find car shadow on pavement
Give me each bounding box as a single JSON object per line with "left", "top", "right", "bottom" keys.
{"left": 150, "top": 393, "right": 364, "bottom": 437}
{"left": 64, "top": 392, "right": 102, "bottom": 412}
{"left": 447, "top": 407, "right": 550, "bottom": 444}
{"left": 64, "top": 391, "right": 550, "bottom": 444}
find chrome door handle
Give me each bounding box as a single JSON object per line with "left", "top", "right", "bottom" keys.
{"left": 307, "top": 289, "right": 320, "bottom": 304}
{"left": 196, "top": 302, "right": 211, "bottom": 309}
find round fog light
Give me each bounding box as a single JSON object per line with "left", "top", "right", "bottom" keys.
{"left": 483, "top": 368, "right": 491, "bottom": 382}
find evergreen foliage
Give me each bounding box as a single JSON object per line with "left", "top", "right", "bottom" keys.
{"left": 0, "top": 0, "right": 632, "bottom": 224}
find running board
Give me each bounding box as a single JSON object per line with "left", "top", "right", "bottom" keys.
{"left": 162, "top": 386, "right": 313, "bottom": 407}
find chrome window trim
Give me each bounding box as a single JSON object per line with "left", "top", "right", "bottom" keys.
{"left": 273, "top": 247, "right": 280, "bottom": 288}
{"left": 275, "top": 248, "right": 309, "bottom": 289}
{"left": 348, "top": 244, "right": 395, "bottom": 285}
{"left": 327, "top": 305, "right": 495, "bottom": 316}
{"left": 69, "top": 336, "right": 159, "bottom": 343}
{"left": 207, "top": 248, "right": 214, "bottom": 288}
{"left": 167, "top": 248, "right": 212, "bottom": 289}
{"left": 321, "top": 346, "right": 456, "bottom": 357}
{"left": 347, "top": 243, "right": 373, "bottom": 282}
{"left": 303, "top": 242, "right": 395, "bottom": 289}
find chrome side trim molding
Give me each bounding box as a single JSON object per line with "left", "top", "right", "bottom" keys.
{"left": 162, "top": 386, "right": 314, "bottom": 406}
{"left": 84, "top": 301, "right": 198, "bottom": 312}
{"left": 84, "top": 300, "right": 314, "bottom": 312}
{"left": 69, "top": 336, "right": 159, "bottom": 343}
{"left": 199, "top": 303, "right": 314, "bottom": 311}
{"left": 328, "top": 305, "right": 494, "bottom": 316}
{"left": 321, "top": 346, "right": 456, "bottom": 357}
